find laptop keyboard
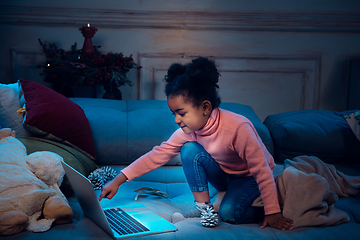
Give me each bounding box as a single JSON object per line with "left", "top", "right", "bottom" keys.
{"left": 104, "top": 208, "right": 150, "bottom": 236}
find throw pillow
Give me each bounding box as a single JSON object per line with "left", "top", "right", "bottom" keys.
{"left": 20, "top": 79, "right": 96, "bottom": 160}
{"left": 0, "top": 81, "right": 30, "bottom": 137}
{"left": 264, "top": 110, "right": 360, "bottom": 164}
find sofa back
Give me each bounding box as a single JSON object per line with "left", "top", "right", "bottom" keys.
{"left": 70, "top": 98, "right": 274, "bottom": 166}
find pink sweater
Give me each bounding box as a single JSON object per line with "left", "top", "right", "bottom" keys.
{"left": 122, "top": 108, "right": 281, "bottom": 215}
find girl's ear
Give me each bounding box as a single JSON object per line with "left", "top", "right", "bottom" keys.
{"left": 202, "top": 100, "right": 212, "bottom": 114}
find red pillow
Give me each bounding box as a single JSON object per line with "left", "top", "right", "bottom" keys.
{"left": 20, "top": 79, "right": 96, "bottom": 159}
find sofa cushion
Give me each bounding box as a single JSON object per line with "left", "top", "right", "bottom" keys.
{"left": 264, "top": 110, "right": 360, "bottom": 164}
{"left": 72, "top": 99, "right": 274, "bottom": 166}
{"left": 70, "top": 98, "right": 128, "bottom": 165}
{"left": 20, "top": 79, "right": 96, "bottom": 160}
{"left": 127, "top": 100, "right": 181, "bottom": 165}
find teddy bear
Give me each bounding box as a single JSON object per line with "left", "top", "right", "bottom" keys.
{"left": 0, "top": 128, "right": 73, "bottom": 236}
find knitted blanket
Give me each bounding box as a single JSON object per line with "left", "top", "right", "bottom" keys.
{"left": 253, "top": 155, "right": 360, "bottom": 227}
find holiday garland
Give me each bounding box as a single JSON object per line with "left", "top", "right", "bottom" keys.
{"left": 37, "top": 39, "right": 141, "bottom": 87}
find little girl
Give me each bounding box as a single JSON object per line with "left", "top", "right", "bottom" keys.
{"left": 99, "top": 57, "right": 294, "bottom": 230}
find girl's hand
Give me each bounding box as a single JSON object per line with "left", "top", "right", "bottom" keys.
{"left": 260, "top": 212, "right": 294, "bottom": 230}
{"left": 98, "top": 179, "right": 119, "bottom": 201}
{"left": 98, "top": 173, "right": 128, "bottom": 201}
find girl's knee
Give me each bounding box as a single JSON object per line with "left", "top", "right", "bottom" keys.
{"left": 218, "top": 203, "right": 237, "bottom": 223}
{"left": 218, "top": 203, "right": 264, "bottom": 224}
{"left": 180, "top": 142, "right": 203, "bottom": 161}
{"left": 181, "top": 141, "right": 202, "bottom": 152}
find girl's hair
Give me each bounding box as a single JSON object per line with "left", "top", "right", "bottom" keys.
{"left": 164, "top": 57, "right": 221, "bottom": 109}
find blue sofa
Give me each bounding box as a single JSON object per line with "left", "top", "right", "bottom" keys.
{"left": 2, "top": 98, "right": 360, "bottom": 240}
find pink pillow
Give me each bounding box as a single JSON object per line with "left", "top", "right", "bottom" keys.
{"left": 20, "top": 79, "right": 96, "bottom": 159}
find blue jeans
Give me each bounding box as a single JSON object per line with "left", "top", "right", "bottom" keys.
{"left": 180, "top": 141, "right": 264, "bottom": 224}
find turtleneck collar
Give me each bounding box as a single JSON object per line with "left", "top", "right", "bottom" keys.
{"left": 193, "top": 108, "right": 220, "bottom": 136}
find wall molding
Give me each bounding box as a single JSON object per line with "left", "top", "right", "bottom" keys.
{"left": 1, "top": 5, "right": 360, "bottom": 32}
{"left": 344, "top": 59, "right": 360, "bottom": 109}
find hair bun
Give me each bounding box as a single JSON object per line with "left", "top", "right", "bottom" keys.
{"left": 186, "top": 57, "right": 219, "bottom": 86}
{"left": 165, "top": 63, "right": 186, "bottom": 82}
{"left": 164, "top": 57, "right": 221, "bottom": 108}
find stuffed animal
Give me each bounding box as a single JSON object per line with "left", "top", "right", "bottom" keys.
{"left": 0, "top": 128, "right": 73, "bottom": 236}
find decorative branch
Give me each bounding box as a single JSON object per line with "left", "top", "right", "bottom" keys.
{"left": 134, "top": 187, "right": 169, "bottom": 201}
{"left": 37, "top": 39, "right": 141, "bottom": 87}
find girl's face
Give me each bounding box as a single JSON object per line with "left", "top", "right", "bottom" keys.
{"left": 167, "top": 94, "right": 211, "bottom": 134}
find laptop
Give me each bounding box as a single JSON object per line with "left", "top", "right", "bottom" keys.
{"left": 61, "top": 161, "right": 178, "bottom": 239}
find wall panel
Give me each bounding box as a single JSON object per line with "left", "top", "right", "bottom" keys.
{"left": 139, "top": 54, "right": 319, "bottom": 120}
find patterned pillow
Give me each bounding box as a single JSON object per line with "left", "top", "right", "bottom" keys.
{"left": 343, "top": 111, "right": 360, "bottom": 142}
{"left": 0, "top": 81, "right": 30, "bottom": 137}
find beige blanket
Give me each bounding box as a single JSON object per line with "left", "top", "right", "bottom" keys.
{"left": 253, "top": 155, "right": 360, "bottom": 228}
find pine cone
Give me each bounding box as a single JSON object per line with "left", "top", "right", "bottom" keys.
{"left": 101, "top": 166, "right": 117, "bottom": 181}
{"left": 88, "top": 166, "right": 117, "bottom": 190}
{"left": 88, "top": 171, "right": 105, "bottom": 190}
{"left": 200, "top": 207, "right": 219, "bottom": 227}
